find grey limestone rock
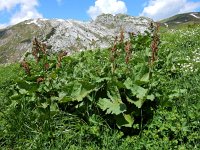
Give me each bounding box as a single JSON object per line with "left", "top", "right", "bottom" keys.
{"left": 0, "top": 14, "right": 153, "bottom": 63}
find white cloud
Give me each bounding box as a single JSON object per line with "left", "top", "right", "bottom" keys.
{"left": 87, "top": 0, "right": 127, "bottom": 20}
{"left": 56, "top": 0, "right": 62, "bottom": 5}
{"left": 0, "top": 0, "right": 42, "bottom": 27}
{"left": 0, "top": 23, "right": 7, "bottom": 29}
{"left": 140, "top": 0, "right": 200, "bottom": 20}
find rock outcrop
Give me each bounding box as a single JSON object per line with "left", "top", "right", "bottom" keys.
{"left": 0, "top": 14, "right": 152, "bottom": 63}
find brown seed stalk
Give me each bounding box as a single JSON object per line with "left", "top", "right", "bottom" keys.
{"left": 125, "top": 41, "right": 131, "bottom": 64}
{"left": 119, "top": 28, "right": 124, "bottom": 43}
{"left": 37, "top": 77, "right": 44, "bottom": 84}
{"left": 150, "top": 23, "right": 160, "bottom": 64}
{"left": 21, "top": 60, "right": 30, "bottom": 75}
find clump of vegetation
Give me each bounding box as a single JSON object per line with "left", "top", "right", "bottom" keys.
{"left": 0, "top": 24, "right": 199, "bottom": 149}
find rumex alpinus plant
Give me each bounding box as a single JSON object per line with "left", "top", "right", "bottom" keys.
{"left": 1, "top": 23, "right": 200, "bottom": 149}
{"left": 150, "top": 23, "right": 160, "bottom": 64}
{"left": 10, "top": 22, "right": 160, "bottom": 135}
{"left": 11, "top": 38, "right": 68, "bottom": 131}
{"left": 100, "top": 23, "right": 160, "bottom": 131}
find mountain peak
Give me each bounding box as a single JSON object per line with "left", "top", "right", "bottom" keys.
{"left": 0, "top": 14, "right": 153, "bottom": 63}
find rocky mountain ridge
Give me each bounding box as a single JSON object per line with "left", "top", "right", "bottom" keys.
{"left": 0, "top": 14, "right": 152, "bottom": 63}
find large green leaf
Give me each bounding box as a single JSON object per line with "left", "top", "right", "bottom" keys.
{"left": 124, "top": 78, "right": 148, "bottom": 108}
{"left": 126, "top": 96, "right": 144, "bottom": 108}
{"left": 17, "top": 80, "right": 38, "bottom": 94}
{"left": 124, "top": 77, "right": 133, "bottom": 89}
{"left": 57, "top": 92, "right": 71, "bottom": 102}
{"left": 94, "top": 77, "right": 111, "bottom": 83}
{"left": 136, "top": 86, "right": 148, "bottom": 99}
{"left": 98, "top": 86, "right": 126, "bottom": 115}
{"left": 59, "top": 81, "right": 99, "bottom": 102}
{"left": 72, "top": 80, "right": 100, "bottom": 101}
{"left": 50, "top": 102, "right": 59, "bottom": 116}
{"left": 74, "top": 87, "right": 95, "bottom": 101}
{"left": 116, "top": 114, "right": 134, "bottom": 128}
{"left": 140, "top": 72, "right": 150, "bottom": 83}
{"left": 41, "top": 102, "right": 49, "bottom": 109}
{"left": 124, "top": 78, "right": 148, "bottom": 99}
{"left": 19, "top": 88, "right": 28, "bottom": 95}
{"left": 10, "top": 93, "right": 22, "bottom": 100}
{"left": 147, "top": 94, "right": 155, "bottom": 101}
{"left": 98, "top": 98, "right": 126, "bottom": 115}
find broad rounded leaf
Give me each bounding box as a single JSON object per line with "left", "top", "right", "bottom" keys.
{"left": 124, "top": 78, "right": 148, "bottom": 99}
{"left": 98, "top": 98, "right": 126, "bottom": 115}
{"left": 147, "top": 94, "right": 155, "bottom": 101}
{"left": 140, "top": 73, "right": 150, "bottom": 83}
{"left": 126, "top": 96, "right": 145, "bottom": 108}
{"left": 116, "top": 114, "right": 134, "bottom": 128}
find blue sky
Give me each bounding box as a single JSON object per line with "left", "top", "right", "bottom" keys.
{"left": 37, "top": 0, "right": 147, "bottom": 20}
{"left": 0, "top": 0, "right": 200, "bottom": 28}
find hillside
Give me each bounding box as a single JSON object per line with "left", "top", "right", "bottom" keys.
{"left": 0, "top": 14, "right": 152, "bottom": 63}
{"left": 0, "top": 22, "right": 200, "bottom": 149}
{"left": 159, "top": 12, "right": 200, "bottom": 28}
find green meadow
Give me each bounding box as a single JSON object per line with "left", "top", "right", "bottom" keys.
{"left": 0, "top": 25, "right": 199, "bottom": 150}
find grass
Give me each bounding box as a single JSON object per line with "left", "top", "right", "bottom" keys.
{"left": 0, "top": 25, "right": 200, "bottom": 149}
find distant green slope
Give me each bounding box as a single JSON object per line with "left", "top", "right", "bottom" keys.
{"left": 0, "top": 22, "right": 52, "bottom": 64}
{"left": 159, "top": 12, "right": 200, "bottom": 28}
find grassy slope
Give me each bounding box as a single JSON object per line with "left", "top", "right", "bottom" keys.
{"left": 0, "top": 64, "right": 23, "bottom": 108}
{"left": 0, "top": 26, "right": 200, "bottom": 149}
{"left": 0, "top": 22, "right": 50, "bottom": 63}
{"left": 0, "top": 24, "right": 34, "bottom": 63}
{"left": 159, "top": 12, "right": 200, "bottom": 29}
{"left": 160, "top": 12, "right": 200, "bottom": 23}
